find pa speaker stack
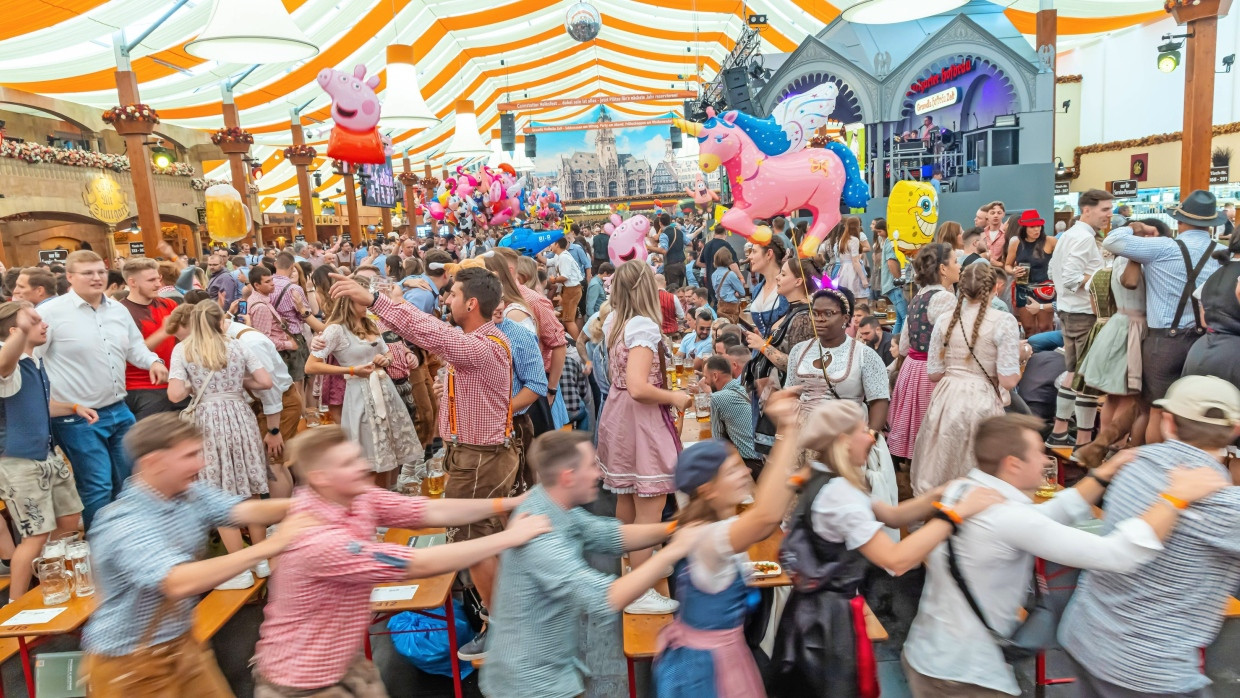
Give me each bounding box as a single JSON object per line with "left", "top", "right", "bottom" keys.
{"left": 525, "top": 134, "right": 537, "bottom": 158}
{"left": 670, "top": 126, "right": 682, "bottom": 149}
{"left": 500, "top": 113, "right": 515, "bottom": 151}
{"left": 721, "top": 66, "right": 754, "bottom": 114}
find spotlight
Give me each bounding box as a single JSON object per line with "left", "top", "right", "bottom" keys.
{"left": 1221, "top": 54, "right": 1235, "bottom": 73}
{"left": 1157, "top": 39, "right": 1183, "bottom": 73}
{"left": 150, "top": 145, "right": 175, "bottom": 169}
{"left": 251, "top": 163, "right": 263, "bottom": 180}
{"left": 1055, "top": 158, "right": 1066, "bottom": 176}
{"left": 1061, "top": 99, "right": 1071, "bottom": 113}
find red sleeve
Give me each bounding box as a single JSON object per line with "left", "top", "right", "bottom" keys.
{"left": 370, "top": 295, "right": 499, "bottom": 369}
{"left": 369, "top": 488, "right": 427, "bottom": 529}
{"left": 293, "top": 529, "right": 415, "bottom": 583}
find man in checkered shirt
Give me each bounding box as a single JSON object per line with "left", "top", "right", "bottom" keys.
{"left": 253, "top": 427, "right": 549, "bottom": 695}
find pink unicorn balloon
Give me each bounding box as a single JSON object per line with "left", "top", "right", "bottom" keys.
{"left": 675, "top": 97, "right": 868, "bottom": 257}
{"left": 318, "top": 64, "right": 386, "bottom": 164}
{"left": 605, "top": 213, "right": 651, "bottom": 266}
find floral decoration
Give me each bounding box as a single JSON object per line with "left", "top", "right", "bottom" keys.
{"left": 397, "top": 171, "right": 420, "bottom": 186}
{"left": 1056, "top": 75, "right": 1082, "bottom": 84}
{"left": 191, "top": 177, "right": 230, "bottom": 191}
{"left": 0, "top": 139, "right": 194, "bottom": 176}
{"left": 1069, "top": 120, "right": 1240, "bottom": 179}
{"left": 282, "top": 144, "right": 317, "bottom": 159}
{"left": 101, "top": 104, "right": 160, "bottom": 124}
{"left": 211, "top": 127, "right": 254, "bottom": 145}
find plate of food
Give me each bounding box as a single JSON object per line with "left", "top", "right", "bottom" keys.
{"left": 749, "top": 561, "right": 782, "bottom": 578}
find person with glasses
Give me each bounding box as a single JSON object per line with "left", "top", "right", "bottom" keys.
{"left": 784, "top": 286, "right": 900, "bottom": 540}
{"left": 37, "top": 250, "right": 168, "bottom": 527}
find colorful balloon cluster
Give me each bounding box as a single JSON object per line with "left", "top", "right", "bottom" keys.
{"left": 420, "top": 164, "right": 562, "bottom": 233}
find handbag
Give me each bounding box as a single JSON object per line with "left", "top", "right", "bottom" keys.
{"left": 1030, "top": 281, "right": 1056, "bottom": 303}
{"left": 944, "top": 536, "right": 1061, "bottom": 662}
{"left": 179, "top": 370, "right": 218, "bottom": 423}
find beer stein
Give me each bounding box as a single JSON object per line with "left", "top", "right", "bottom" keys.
{"left": 33, "top": 558, "right": 72, "bottom": 605}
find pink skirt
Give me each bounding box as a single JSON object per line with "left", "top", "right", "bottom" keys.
{"left": 596, "top": 388, "right": 680, "bottom": 496}
{"left": 887, "top": 356, "right": 934, "bottom": 459}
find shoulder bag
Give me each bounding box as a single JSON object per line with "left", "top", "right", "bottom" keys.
{"left": 178, "top": 369, "right": 218, "bottom": 423}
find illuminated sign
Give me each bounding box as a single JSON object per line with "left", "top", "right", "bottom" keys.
{"left": 914, "top": 87, "right": 960, "bottom": 115}
{"left": 907, "top": 58, "right": 975, "bottom": 96}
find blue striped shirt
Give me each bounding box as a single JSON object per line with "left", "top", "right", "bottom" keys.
{"left": 496, "top": 319, "right": 548, "bottom": 415}
{"left": 1058, "top": 439, "right": 1240, "bottom": 693}
{"left": 710, "top": 378, "right": 759, "bottom": 460}
{"left": 83, "top": 480, "right": 241, "bottom": 656}
{"left": 1102, "top": 227, "right": 1220, "bottom": 329}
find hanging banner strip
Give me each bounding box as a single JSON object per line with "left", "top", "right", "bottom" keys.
{"left": 499, "top": 91, "right": 696, "bottom": 112}
{"left": 522, "top": 117, "right": 675, "bottom": 133}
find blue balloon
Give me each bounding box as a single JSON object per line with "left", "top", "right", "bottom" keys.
{"left": 498, "top": 227, "right": 564, "bottom": 257}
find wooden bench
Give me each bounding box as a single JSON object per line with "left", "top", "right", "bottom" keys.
{"left": 191, "top": 577, "right": 267, "bottom": 643}
{"left": 1226, "top": 597, "right": 1240, "bottom": 619}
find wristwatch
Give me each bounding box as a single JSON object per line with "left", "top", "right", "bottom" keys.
{"left": 268, "top": 428, "right": 281, "bottom": 436}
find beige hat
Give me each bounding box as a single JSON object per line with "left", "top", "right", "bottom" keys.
{"left": 798, "top": 400, "right": 867, "bottom": 454}
{"left": 1154, "top": 375, "right": 1240, "bottom": 426}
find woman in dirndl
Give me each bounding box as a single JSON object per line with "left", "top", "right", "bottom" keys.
{"left": 651, "top": 391, "right": 803, "bottom": 698}
{"left": 784, "top": 286, "right": 899, "bottom": 539}
{"left": 768, "top": 401, "right": 1003, "bottom": 698}
{"left": 886, "top": 244, "right": 959, "bottom": 461}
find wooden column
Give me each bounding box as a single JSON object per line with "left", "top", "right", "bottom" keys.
{"left": 290, "top": 114, "right": 318, "bottom": 242}
{"left": 1170, "top": 0, "right": 1232, "bottom": 194}
{"left": 343, "top": 170, "right": 362, "bottom": 240}
{"left": 114, "top": 70, "right": 163, "bottom": 255}
{"left": 402, "top": 155, "right": 421, "bottom": 227}
{"left": 1036, "top": 5, "right": 1057, "bottom": 154}
{"left": 220, "top": 89, "right": 259, "bottom": 247}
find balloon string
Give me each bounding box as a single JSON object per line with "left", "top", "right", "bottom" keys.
{"left": 788, "top": 236, "right": 832, "bottom": 387}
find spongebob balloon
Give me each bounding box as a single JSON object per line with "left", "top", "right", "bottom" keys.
{"left": 204, "top": 184, "right": 251, "bottom": 244}
{"left": 886, "top": 180, "right": 937, "bottom": 266}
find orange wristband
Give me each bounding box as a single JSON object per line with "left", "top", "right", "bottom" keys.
{"left": 1160, "top": 493, "right": 1190, "bottom": 510}
{"left": 788, "top": 474, "right": 807, "bottom": 488}
{"left": 665, "top": 521, "right": 678, "bottom": 536}
{"left": 932, "top": 501, "right": 964, "bottom": 525}
{"left": 492, "top": 497, "right": 505, "bottom": 514}
{"left": 71, "top": 404, "right": 80, "bottom": 413}
{"left": 348, "top": 366, "right": 355, "bottom": 376}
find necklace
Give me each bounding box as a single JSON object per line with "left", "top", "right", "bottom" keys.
{"left": 803, "top": 336, "right": 857, "bottom": 390}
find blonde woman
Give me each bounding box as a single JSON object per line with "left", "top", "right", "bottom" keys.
{"left": 516, "top": 256, "right": 540, "bottom": 291}
{"left": 483, "top": 254, "right": 539, "bottom": 335}
{"left": 305, "top": 294, "right": 422, "bottom": 490}
{"left": 910, "top": 263, "right": 1022, "bottom": 494}
{"left": 166, "top": 301, "right": 273, "bottom": 563}
{"left": 596, "top": 260, "right": 691, "bottom": 615}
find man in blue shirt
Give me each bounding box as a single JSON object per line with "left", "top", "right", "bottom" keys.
{"left": 495, "top": 311, "right": 549, "bottom": 494}
{"left": 401, "top": 250, "right": 453, "bottom": 315}
{"left": 586, "top": 262, "right": 613, "bottom": 317}
{"left": 677, "top": 309, "right": 714, "bottom": 369}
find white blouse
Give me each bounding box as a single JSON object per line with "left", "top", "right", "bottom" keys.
{"left": 602, "top": 314, "right": 662, "bottom": 352}
{"left": 809, "top": 472, "right": 883, "bottom": 550}
{"left": 686, "top": 517, "right": 754, "bottom": 594}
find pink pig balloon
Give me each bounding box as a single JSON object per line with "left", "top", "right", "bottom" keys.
{"left": 318, "top": 64, "right": 385, "bottom": 164}
{"left": 605, "top": 213, "right": 651, "bottom": 266}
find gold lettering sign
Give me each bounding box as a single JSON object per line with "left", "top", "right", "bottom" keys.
{"left": 82, "top": 174, "right": 131, "bottom": 225}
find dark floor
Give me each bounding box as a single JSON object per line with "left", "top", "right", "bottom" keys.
{"left": 4, "top": 487, "right": 1239, "bottom": 698}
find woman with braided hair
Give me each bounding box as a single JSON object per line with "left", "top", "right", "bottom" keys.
{"left": 910, "top": 262, "right": 1022, "bottom": 494}
{"left": 887, "top": 243, "right": 959, "bottom": 461}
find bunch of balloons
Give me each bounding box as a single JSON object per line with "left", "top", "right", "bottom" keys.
{"left": 420, "top": 164, "right": 562, "bottom": 233}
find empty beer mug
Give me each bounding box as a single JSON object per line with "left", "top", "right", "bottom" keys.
{"left": 33, "top": 558, "right": 72, "bottom": 606}
{"left": 66, "top": 540, "right": 94, "bottom": 597}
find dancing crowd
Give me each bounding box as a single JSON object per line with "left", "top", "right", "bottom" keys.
{"left": 0, "top": 188, "right": 1237, "bottom": 698}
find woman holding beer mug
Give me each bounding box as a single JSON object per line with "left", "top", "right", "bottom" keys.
{"left": 1003, "top": 209, "right": 1056, "bottom": 336}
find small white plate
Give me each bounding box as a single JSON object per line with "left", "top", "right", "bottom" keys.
{"left": 748, "top": 561, "right": 782, "bottom": 578}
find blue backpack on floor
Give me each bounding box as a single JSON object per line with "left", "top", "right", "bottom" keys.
{"left": 388, "top": 600, "right": 476, "bottom": 678}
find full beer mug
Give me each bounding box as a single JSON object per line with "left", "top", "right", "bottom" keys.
{"left": 205, "top": 184, "right": 253, "bottom": 244}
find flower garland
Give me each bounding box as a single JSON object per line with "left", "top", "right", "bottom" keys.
{"left": 101, "top": 104, "right": 159, "bottom": 124}
{"left": 211, "top": 127, "right": 254, "bottom": 145}
{"left": 0, "top": 139, "right": 195, "bottom": 176}
{"left": 1055, "top": 75, "right": 1082, "bottom": 84}
{"left": 1069, "top": 120, "right": 1240, "bottom": 179}
{"left": 191, "top": 177, "right": 231, "bottom": 190}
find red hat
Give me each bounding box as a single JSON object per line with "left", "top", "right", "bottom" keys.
{"left": 1018, "top": 209, "right": 1045, "bottom": 227}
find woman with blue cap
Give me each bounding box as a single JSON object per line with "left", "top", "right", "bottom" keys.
{"left": 768, "top": 400, "right": 1003, "bottom": 697}
{"left": 651, "top": 389, "right": 803, "bottom": 698}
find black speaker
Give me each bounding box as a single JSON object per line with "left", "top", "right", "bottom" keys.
{"left": 500, "top": 113, "right": 515, "bottom": 151}
{"left": 991, "top": 129, "right": 1019, "bottom": 166}
{"left": 721, "top": 66, "right": 753, "bottom": 114}
{"left": 524, "top": 134, "right": 537, "bottom": 158}
{"left": 670, "top": 126, "right": 682, "bottom": 149}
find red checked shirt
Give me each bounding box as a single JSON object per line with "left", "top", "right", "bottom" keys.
{"left": 254, "top": 486, "right": 426, "bottom": 690}
{"left": 518, "top": 285, "right": 567, "bottom": 372}
{"left": 370, "top": 294, "right": 512, "bottom": 446}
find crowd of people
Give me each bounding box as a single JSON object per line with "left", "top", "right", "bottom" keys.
{"left": 0, "top": 187, "right": 1236, "bottom": 698}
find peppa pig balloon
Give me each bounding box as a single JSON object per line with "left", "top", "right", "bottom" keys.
{"left": 318, "top": 64, "right": 385, "bottom": 164}
{"left": 605, "top": 213, "right": 651, "bottom": 265}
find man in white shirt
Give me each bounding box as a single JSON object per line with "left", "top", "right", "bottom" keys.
{"left": 227, "top": 320, "right": 298, "bottom": 499}
{"left": 1045, "top": 188, "right": 1111, "bottom": 450}
{"left": 902, "top": 413, "right": 1226, "bottom": 697}
{"left": 37, "top": 250, "right": 167, "bottom": 527}
{"left": 548, "top": 237, "right": 584, "bottom": 340}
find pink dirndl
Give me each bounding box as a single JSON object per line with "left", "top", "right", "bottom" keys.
{"left": 886, "top": 352, "right": 934, "bottom": 459}
{"left": 596, "top": 334, "right": 681, "bottom": 496}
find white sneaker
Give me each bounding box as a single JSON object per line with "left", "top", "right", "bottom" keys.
{"left": 254, "top": 560, "right": 271, "bottom": 578}
{"left": 624, "top": 589, "right": 679, "bottom": 615}
{"left": 215, "top": 570, "right": 255, "bottom": 591}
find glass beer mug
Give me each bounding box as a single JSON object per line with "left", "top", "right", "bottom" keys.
{"left": 33, "top": 558, "right": 72, "bottom": 605}
{"left": 66, "top": 540, "right": 94, "bottom": 597}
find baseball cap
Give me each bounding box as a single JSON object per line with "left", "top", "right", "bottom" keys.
{"left": 674, "top": 440, "right": 732, "bottom": 493}
{"left": 1154, "top": 375, "right": 1240, "bottom": 426}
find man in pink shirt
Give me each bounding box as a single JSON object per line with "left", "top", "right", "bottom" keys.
{"left": 252, "top": 426, "right": 549, "bottom": 695}
{"left": 981, "top": 200, "right": 1007, "bottom": 266}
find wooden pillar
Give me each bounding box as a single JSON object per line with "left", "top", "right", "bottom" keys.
{"left": 290, "top": 113, "right": 318, "bottom": 243}
{"left": 1170, "top": 0, "right": 1231, "bottom": 195}
{"left": 114, "top": 70, "right": 163, "bottom": 255}
{"left": 220, "top": 88, "right": 259, "bottom": 247}
{"left": 343, "top": 171, "right": 362, "bottom": 241}
{"left": 1036, "top": 5, "right": 1057, "bottom": 155}
{"left": 402, "top": 155, "right": 421, "bottom": 227}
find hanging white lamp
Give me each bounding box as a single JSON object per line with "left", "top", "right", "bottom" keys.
{"left": 444, "top": 100, "right": 491, "bottom": 158}
{"left": 186, "top": 0, "right": 319, "bottom": 63}
{"left": 380, "top": 45, "right": 439, "bottom": 129}
{"left": 839, "top": 0, "right": 968, "bottom": 24}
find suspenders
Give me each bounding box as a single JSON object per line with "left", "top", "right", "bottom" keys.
{"left": 1168, "top": 239, "right": 1216, "bottom": 337}
{"left": 446, "top": 334, "right": 514, "bottom": 446}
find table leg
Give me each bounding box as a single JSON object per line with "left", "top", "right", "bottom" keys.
{"left": 363, "top": 619, "right": 373, "bottom": 661}
{"left": 445, "top": 598, "right": 462, "bottom": 698}
{"left": 627, "top": 658, "right": 638, "bottom": 698}
{"left": 17, "top": 637, "right": 32, "bottom": 698}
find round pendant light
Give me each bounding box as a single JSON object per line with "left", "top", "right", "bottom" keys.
{"left": 380, "top": 45, "right": 439, "bottom": 129}
{"left": 444, "top": 100, "right": 491, "bottom": 159}
{"left": 186, "top": 0, "right": 319, "bottom": 63}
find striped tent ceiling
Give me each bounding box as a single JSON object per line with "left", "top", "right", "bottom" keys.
{"left": 0, "top": 0, "right": 1165, "bottom": 209}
